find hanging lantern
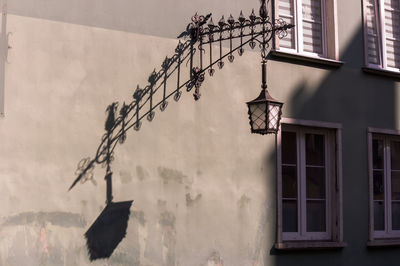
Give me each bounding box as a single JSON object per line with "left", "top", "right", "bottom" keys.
{"left": 246, "top": 61, "right": 283, "bottom": 135}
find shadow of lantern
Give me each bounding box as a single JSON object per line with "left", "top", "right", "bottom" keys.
{"left": 85, "top": 200, "right": 133, "bottom": 261}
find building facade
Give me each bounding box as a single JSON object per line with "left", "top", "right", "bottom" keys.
{"left": 0, "top": 0, "right": 400, "bottom": 265}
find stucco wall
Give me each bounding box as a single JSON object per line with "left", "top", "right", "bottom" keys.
{"left": 0, "top": 2, "right": 278, "bottom": 264}
{"left": 1, "top": 0, "right": 400, "bottom": 265}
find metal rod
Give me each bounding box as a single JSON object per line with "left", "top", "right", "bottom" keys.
{"left": 163, "top": 69, "right": 167, "bottom": 101}
{"left": 262, "top": 60, "right": 267, "bottom": 90}
{"left": 149, "top": 84, "right": 153, "bottom": 112}
{"left": 106, "top": 31, "right": 265, "bottom": 153}
{"left": 199, "top": 38, "right": 203, "bottom": 70}
{"left": 209, "top": 35, "right": 213, "bottom": 75}
{"left": 201, "top": 20, "right": 270, "bottom": 36}
{"left": 190, "top": 42, "right": 194, "bottom": 79}
{"left": 105, "top": 171, "right": 112, "bottom": 205}
{"left": 177, "top": 53, "right": 181, "bottom": 93}
{"left": 70, "top": 5, "right": 295, "bottom": 190}
{"left": 105, "top": 133, "right": 113, "bottom": 205}
{"left": 229, "top": 29, "right": 233, "bottom": 56}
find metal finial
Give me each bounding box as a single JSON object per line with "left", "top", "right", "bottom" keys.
{"left": 133, "top": 85, "right": 143, "bottom": 100}
{"left": 228, "top": 14, "right": 235, "bottom": 25}
{"left": 218, "top": 15, "right": 225, "bottom": 27}
{"left": 208, "top": 17, "right": 215, "bottom": 28}
{"left": 250, "top": 9, "right": 256, "bottom": 21}
{"left": 162, "top": 57, "right": 170, "bottom": 70}
{"left": 238, "top": 11, "right": 245, "bottom": 23}
{"left": 148, "top": 69, "right": 157, "bottom": 84}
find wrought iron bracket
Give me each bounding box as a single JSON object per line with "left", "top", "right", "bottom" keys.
{"left": 69, "top": 0, "right": 294, "bottom": 201}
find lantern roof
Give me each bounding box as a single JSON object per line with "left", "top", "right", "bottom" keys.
{"left": 246, "top": 88, "right": 283, "bottom": 105}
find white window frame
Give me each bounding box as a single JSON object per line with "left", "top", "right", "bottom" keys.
{"left": 277, "top": 118, "right": 343, "bottom": 246}
{"left": 274, "top": 0, "right": 336, "bottom": 59}
{"left": 368, "top": 127, "right": 400, "bottom": 241}
{"left": 363, "top": 0, "right": 400, "bottom": 72}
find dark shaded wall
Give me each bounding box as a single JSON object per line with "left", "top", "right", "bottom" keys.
{"left": 268, "top": 0, "right": 400, "bottom": 265}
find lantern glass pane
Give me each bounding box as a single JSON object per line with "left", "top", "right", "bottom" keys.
{"left": 250, "top": 103, "right": 267, "bottom": 130}
{"left": 268, "top": 103, "right": 281, "bottom": 130}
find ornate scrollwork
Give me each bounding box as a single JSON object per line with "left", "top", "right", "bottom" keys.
{"left": 74, "top": 157, "right": 95, "bottom": 185}
{"left": 70, "top": 0, "right": 295, "bottom": 192}
{"left": 275, "top": 18, "right": 291, "bottom": 39}
{"left": 178, "top": 12, "right": 212, "bottom": 43}
{"left": 192, "top": 67, "right": 205, "bottom": 100}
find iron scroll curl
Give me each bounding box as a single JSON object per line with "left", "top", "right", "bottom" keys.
{"left": 69, "top": 0, "right": 294, "bottom": 195}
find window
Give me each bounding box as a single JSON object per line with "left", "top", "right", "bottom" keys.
{"left": 276, "top": 119, "right": 344, "bottom": 249}
{"left": 368, "top": 129, "right": 400, "bottom": 242}
{"left": 273, "top": 0, "right": 338, "bottom": 59}
{"left": 363, "top": 0, "right": 400, "bottom": 72}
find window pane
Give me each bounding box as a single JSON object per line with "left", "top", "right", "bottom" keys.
{"left": 249, "top": 103, "right": 266, "bottom": 130}
{"left": 366, "top": 0, "right": 379, "bottom": 35}
{"left": 368, "top": 35, "right": 381, "bottom": 64}
{"left": 279, "top": 17, "right": 296, "bottom": 49}
{"left": 392, "top": 202, "right": 400, "bottom": 230}
{"left": 385, "top": 0, "right": 400, "bottom": 9}
{"left": 374, "top": 201, "right": 385, "bottom": 231}
{"left": 366, "top": 0, "right": 381, "bottom": 65}
{"left": 386, "top": 39, "right": 400, "bottom": 69}
{"left": 392, "top": 171, "right": 400, "bottom": 200}
{"left": 306, "top": 200, "right": 326, "bottom": 232}
{"left": 283, "top": 166, "right": 297, "bottom": 198}
{"left": 384, "top": 9, "right": 400, "bottom": 39}
{"left": 302, "top": 0, "right": 323, "bottom": 54}
{"left": 280, "top": 0, "right": 294, "bottom": 14}
{"left": 283, "top": 200, "right": 298, "bottom": 232}
{"left": 373, "top": 139, "right": 384, "bottom": 169}
{"left": 302, "top": 0, "right": 322, "bottom": 21}
{"left": 306, "top": 167, "right": 325, "bottom": 199}
{"left": 391, "top": 141, "right": 400, "bottom": 170}
{"left": 279, "top": 0, "right": 296, "bottom": 49}
{"left": 282, "top": 131, "right": 297, "bottom": 164}
{"left": 302, "top": 21, "right": 323, "bottom": 54}
{"left": 268, "top": 104, "right": 280, "bottom": 130}
{"left": 305, "top": 133, "right": 325, "bottom": 166}
{"left": 373, "top": 170, "right": 384, "bottom": 200}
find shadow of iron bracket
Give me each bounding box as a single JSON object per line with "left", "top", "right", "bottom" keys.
{"left": 69, "top": 0, "right": 293, "bottom": 261}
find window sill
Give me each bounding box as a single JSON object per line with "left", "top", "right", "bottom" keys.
{"left": 362, "top": 66, "right": 400, "bottom": 79}
{"left": 275, "top": 241, "right": 347, "bottom": 250}
{"left": 367, "top": 239, "right": 400, "bottom": 247}
{"left": 269, "top": 50, "right": 344, "bottom": 68}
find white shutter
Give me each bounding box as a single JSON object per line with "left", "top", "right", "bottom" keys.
{"left": 384, "top": 0, "right": 400, "bottom": 68}
{"left": 365, "top": 0, "right": 381, "bottom": 65}
{"left": 279, "top": 0, "right": 296, "bottom": 49}
{"left": 302, "top": 0, "right": 323, "bottom": 54}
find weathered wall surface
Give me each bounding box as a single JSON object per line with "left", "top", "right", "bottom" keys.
{"left": 0, "top": 1, "right": 278, "bottom": 264}
{"left": 1, "top": 0, "right": 400, "bottom": 265}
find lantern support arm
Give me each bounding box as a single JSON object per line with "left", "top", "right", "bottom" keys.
{"left": 69, "top": 0, "right": 292, "bottom": 192}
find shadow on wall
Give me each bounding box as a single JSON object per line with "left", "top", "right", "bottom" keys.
{"left": 85, "top": 201, "right": 133, "bottom": 261}
{"left": 68, "top": 6, "right": 287, "bottom": 262}
{"left": 267, "top": 22, "right": 400, "bottom": 266}
{"left": 69, "top": 36, "right": 194, "bottom": 261}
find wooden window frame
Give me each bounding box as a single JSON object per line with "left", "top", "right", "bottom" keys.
{"left": 363, "top": 0, "right": 400, "bottom": 73}
{"left": 276, "top": 118, "right": 343, "bottom": 248}
{"left": 273, "top": 0, "right": 339, "bottom": 60}
{"left": 368, "top": 127, "right": 400, "bottom": 243}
